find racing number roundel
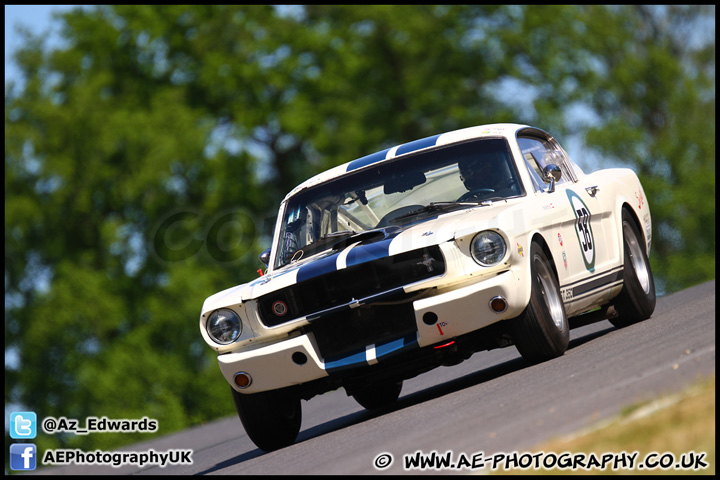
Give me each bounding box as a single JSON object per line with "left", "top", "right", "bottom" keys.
{"left": 566, "top": 190, "right": 595, "bottom": 272}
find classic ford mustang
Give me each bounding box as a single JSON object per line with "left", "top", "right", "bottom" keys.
{"left": 199, "top": 123, "right": 655, "bottom": 451}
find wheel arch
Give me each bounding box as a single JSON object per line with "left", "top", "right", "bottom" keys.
{"left": 530, "top": 232, "right": 560, "bottom": 282}
{"left": 509, "top": 231, "right": 570, "bottom": 362}
{"left": 620, "top": 202, "right": 650, "bottom": 256}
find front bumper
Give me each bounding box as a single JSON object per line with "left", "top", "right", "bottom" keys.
{"left": 219, "top": 270, "right": 522, "bottom": 393}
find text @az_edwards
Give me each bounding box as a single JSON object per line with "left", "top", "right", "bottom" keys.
{"left": 41, "top": 416, "right": 158, "bottom": 435}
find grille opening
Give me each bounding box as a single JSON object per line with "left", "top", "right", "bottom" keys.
{"left": 259, "top": 245, "right": 444, "bottom": 327}
{"left": 305, "top": 300, "right": 417, "bottom": 360}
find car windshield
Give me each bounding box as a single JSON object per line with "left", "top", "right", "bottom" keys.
{"left": 274, "top": 138, "right": 523, "bottom": 268}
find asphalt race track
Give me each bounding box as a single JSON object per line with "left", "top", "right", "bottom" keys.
{"left": 35, "top": 280, "right": 715, "bottom": 475}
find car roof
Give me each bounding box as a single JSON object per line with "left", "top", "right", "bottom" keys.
{"left": 283, "top": 123, "right": 530, "bottom": 201}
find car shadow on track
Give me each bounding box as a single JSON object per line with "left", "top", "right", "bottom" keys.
{"left": 297, "top": 323, "right": 616, "bottom": 440}
{"left": 195, "top": 450, "right": 266, "bottom": 475}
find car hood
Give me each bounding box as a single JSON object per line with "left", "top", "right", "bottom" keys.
{"left": 201, "top": 202, "right": 516, "bottom": 313}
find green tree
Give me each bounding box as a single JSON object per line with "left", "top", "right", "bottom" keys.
{"left": 5, "top": 5, "right": 276, "bottom": 452}
{"left": 578, "top": 5, "right": 715, "bottom": 292}
{"left": 5, "top": 5, "right": 714, "bottom": 456}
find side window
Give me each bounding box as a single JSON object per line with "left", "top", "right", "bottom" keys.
{"left": 518, "top": 136, "right": 569, "bottom": 192}
{"left": 518, "top": 137, "right": 545, "bottom": 192}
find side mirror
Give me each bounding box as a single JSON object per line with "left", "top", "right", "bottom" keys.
{"left": 542, "top": 164, "right": 562, "bottom": 193}
{"left": 259, "top": 247, "right": 271, "bottom": 266}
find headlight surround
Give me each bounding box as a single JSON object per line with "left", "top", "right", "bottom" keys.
{"left": 470, "top": 230, "right": 507, "bottom": 266}
{"left": 206, "top": 308, "right": 242, "bottom": 344}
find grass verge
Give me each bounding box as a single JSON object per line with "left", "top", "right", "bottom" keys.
{"left": 493, "top": 374, "right": 715, "bottom": 475}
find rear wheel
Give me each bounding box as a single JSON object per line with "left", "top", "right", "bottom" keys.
{"left": 609, "top": 210, "right": 656, "bottom": 328}
{"left": 510, "top": 241, "right": 569, "bottom": 363}
{"left": 231, "top": 387, "right": 301, "bottom": 452}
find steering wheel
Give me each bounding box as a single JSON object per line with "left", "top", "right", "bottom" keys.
{"left": 376, "top": 204, "right": 424, "bottom": 227}
{"left": 457, "top": 188, "right": 495, "bottom": 202}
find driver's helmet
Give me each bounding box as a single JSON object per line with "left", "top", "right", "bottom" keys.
{"left": 458, "top": 151, "right": 505, "bottom": 191}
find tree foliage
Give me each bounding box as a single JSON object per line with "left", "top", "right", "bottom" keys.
{"left": 578, "top": 5, "right": 715, "bottom": 292}
{"left": 5, "top": 5, "right": 714, "bottom": 452}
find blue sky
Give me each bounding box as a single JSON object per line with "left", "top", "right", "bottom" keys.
{"left": 5, "top": 5, "right": 77, "bottom": 85}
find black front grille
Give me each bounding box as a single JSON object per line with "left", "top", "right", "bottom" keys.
{"left": 304, "top": 297, "right": 418, "bottom": 360}
{"left": 258, "top": 245, "right": 444, "bottom": 327}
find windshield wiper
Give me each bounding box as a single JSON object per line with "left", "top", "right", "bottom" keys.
{"left": 477, "top": 196, "right": 511, "bottom": 204}
{"left": 390, "top": 201, "right": 481, "bottom": 222}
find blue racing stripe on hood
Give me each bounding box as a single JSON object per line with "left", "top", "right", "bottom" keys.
{"left": 296, "top": 252, "right": 341, "bottom": 283}
{"left": 345, "top": 236, "right": 394, "bottom": 267}
{"left": 295, "top": 228, "right": 403, "bottom": 283}
{"left": 295, "top": 238, "right": 393, "bottom": 283}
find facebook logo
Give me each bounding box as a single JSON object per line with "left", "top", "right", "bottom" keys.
{"left": 10, "top": 443, "right": 37, "bottom": 471}
{"left": 10, "top": 411, "right": 37, "bottom": 439}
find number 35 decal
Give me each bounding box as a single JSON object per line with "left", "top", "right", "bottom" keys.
{"left": 566, "top": 190, "right": 595, "bottom": 272}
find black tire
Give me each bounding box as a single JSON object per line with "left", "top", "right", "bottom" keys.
{"left": 510, "top": 241, "right": 569, "bottom": 363}
{"left": 231, "top": 387, "right": 301, "bottom": 452}
{"left": 609, "top": 209, "right": 656, "bottom": 328}
{"left": 349, "top": 380, "right": 403, "bottom": 411}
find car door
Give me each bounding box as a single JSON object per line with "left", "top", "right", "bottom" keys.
{"left": 517, "top": 134, "right": 615, "bottom": 312}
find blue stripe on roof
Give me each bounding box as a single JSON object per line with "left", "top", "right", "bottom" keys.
{"left": 346, "top": 148, "right": 391, "bottom": 172}
{"left": 395, "top": 134, "right": 441, "bottom": 156}
{"left": 345, "top": 134, "right": 441, "bottom": 172}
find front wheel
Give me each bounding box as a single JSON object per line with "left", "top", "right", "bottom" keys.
{"left": 510, "top": 241, "right": 569, "bottom": 363}
{"left": 609, "top": 210, "right": 656, "bottom": 328}
{"left": 231, "top": 387, "right": 302, "bottom": 452}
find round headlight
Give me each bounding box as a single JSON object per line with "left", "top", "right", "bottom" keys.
{"left": 207, "top": 308, "right": 242, "bottom": 344}
{"left": 470, "top": 230, "right": 507, "bottom": 266}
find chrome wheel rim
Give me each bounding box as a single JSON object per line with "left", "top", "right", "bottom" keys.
{"left": 535, "top": 256, "right": 565, "bottom": 330}
{"left": 624, "top": 221, "right": 651, "bottom": 294}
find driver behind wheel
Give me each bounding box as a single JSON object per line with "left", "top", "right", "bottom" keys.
{"left": 458, "top": 150, "right": 513, "bottom": 194}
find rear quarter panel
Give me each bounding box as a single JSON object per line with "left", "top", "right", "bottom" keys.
{"left": 585, "top": 167, "right": 652, "bottom": 258}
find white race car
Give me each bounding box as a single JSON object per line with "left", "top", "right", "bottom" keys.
{"left": 199, "top": 123, "right": 655, "bottom": 451}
